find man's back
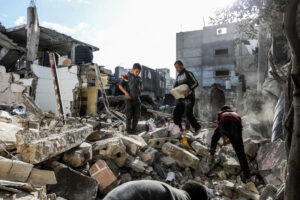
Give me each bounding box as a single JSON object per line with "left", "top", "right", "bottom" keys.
{"left": 103, "top": 180, "right": 190, "bottom": 200}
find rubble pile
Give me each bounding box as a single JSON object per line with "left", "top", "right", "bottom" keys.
{"left": 0, "top": 66, "right": 287, "bottom": 200}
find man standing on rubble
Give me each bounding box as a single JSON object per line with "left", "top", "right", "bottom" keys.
{"left": 103, "top": 180, "right": 208, "bottom": 200}
{"left": 208, "top": 105, "right": 251, "bottom": 183}
{"left": 173, "top": 60, "right": 201, "bottom": 136}
{"left": 210, "top": 83, "right": 225, "bottom": 122}
{"left": 119, "top": 63, "right": 142, "bottom": 134}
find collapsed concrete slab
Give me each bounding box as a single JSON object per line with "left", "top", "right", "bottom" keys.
{"left": 16, "top": 124, "right": 93, "bottom": 164}
{"left": 0, "top": 156, "right": 56, "bottom": 186}
{"left": 93, "top": 137, "right": 128, "bottom": 167}
{"left": 89, "top": 160, "right": 117, "bottom": 194}
{"left": 49, "top": 161, "right": 98, "bottom": 200}
{"left": 162, "top": 142, "right": 200, "bottom": 170}
{"left": 63, "top": 142, "right": 92, "bottom": 168}
{"left": 0, "top": 156, "right": 33, "bottom": 182}
{"left": 256, "top": 140, "right": 286, "bottom": 186}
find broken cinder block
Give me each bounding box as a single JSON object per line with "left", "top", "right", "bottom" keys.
{"left": 93, "top": 137, "right": 128, "bottom": 167}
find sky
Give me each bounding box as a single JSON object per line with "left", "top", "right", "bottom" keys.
{"left": 0, "top": 0, "right": 236, "bottom": 78}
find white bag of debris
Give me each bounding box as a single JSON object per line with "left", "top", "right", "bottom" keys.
{"left": 170, "top": 84, "right": 189, "bottom": 99}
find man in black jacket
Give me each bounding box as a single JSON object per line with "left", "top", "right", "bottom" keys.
{"left": 119, "top": 63, "right": 142, "bottom": 134}
{"left": 103, "top": 180, "right": 208, "bottom": 200}
{"left": 173, "top": 60, "right": 201, "bottom": 136}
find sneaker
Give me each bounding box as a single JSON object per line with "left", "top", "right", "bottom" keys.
{"left": 193, "top": 126, "right": 202, "bottom": 136}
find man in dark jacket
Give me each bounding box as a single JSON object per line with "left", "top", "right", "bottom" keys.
{"left": 210, "top": 83, "right": 225, "bottom": 122}
{"left": 173, "top": 60, "right": 201, "bottom": 136}
{"left": 103, "top": 180, "right": 208, "bottom": 200}
{"left": 119, "top": 63, "right": 142, "bottom": 134}
{"left": 208, "top": 106, "right": 251, "bottom": 183}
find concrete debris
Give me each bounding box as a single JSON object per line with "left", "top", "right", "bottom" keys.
{"left": 121, "top": 135, "right": 145, "bottom": 155}
{"left": 0, "top": 62, "right": 276, "bottom": 199}
{"left": 256, "top": 140, "right": 286, "bottom": 186}
{"left": 93, "top": 137, "right": 128, "bottom": 167}
{"left": 0, "top": 156, "right": 56, "bottom": 185}
{"left": 16, "top": 124, "right": 93, "bottom": 164}
{"left": 49, "top": 161, "right": 98, "bottom": 200}
{"left": 0, "top": 121, "right": 22, "bottom": 151}
{"left": 162, "top": 142, "right": 200, "bottom": 170}
{"left": 89, "top": 160, "right": 117, "bottom": 193}
{"left": 126, "top": 155, "right": 148, "bottom": 173}
{"left": 191, "top": 141, "right": 209, "bottom": 157}
{"left": 149, "top": 127, "right": 169, "bottom": 138}
{"left": 63, "top": 142, "right": 92, "bottom": 168}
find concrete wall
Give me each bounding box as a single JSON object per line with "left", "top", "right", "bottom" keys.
{"left": 33, "top": 64, "right": 78, "bottom": 115}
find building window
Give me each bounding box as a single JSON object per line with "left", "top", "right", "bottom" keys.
{"left": 215, "top": 48, "right": 229, "bottom": 56}
{"left": 216, "top": 27, "right": 227, "bottom": 35}
{"left": 215, "top": 70, "right": 230, "bottom": 77}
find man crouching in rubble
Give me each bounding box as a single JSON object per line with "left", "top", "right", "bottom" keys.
{"left": 208, "top": 105, "right": 251, "bottom": 183}
{"left": 119, "top": 63, "right": 142, "bottom": 134}
{"left": 173, "top": 60, "right": 201, "bottom": 136}
{"left": 103, "top": 180, "right": 208, "bottom": 200}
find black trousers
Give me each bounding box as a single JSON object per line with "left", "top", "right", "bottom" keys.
{"left": 173, "top": 97, "right": 201, "bottom": 131}
{"left": 125, "top": 99, "right": 141, "bottom": 133}
{"left": 210, "top": 120, "right": 250, "bottom": 179}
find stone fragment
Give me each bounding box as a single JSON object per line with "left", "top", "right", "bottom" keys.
{"left": 126, "top": 155, "right": 148, "bottom": 173}
{"left": 93, "top": 137, "right": 128, "bottom": 167}
{"left": 162, "top": 142, "right": 200, "bottom": 170}
{"left": 136, "top": 121, "right": 148, "bottom": 132}
{"left": 0, "top": 65, "right": 6, "bottom": 73}
{"left": 27, "top": 168, "right": 57, "bottom": 186}
{"left": 49, "top": 162, "right": 98, "bottom": 200}
{"left": 10, "top": 83, "right": 25, "bottom": 93}
{"left": 148, "top": 138, "right": 179, "bottom": 149}
{"left": 244, "top": 138, "right": 261, "bottom": 158}
{"left": 0, "top": 122, "right": 22, "bottom": 151}
{"left": 191, "top": 141, "right": 209, "bottom": 157}
{"left": 221, "top": 155, "right": 241, "bottom": 175}
{"left": 0, "top": 156, "right": 33, "bottom": 182}
{"left": 89, "top": 160, "right": 117, "bottom": 193}
{"left": 149, "top": 127, "right": 168, "bottom": 138}
{"left": 0, "top": 72, "right": 11, "bottom": 93}
{"left": 63, "top": 142, "right": 92, "bottom": 168}
{"left": 16, "top": 124, "right": 93, "bottom": 164}
{"left": 121, "top": 136, "right": 145, "bottom": 155}
{"left": 12, "top": 73, "right": 20, "bottom": 82}
{"left": 256, "top": 140, "right": 286, "bottom": 186}
{"left": 139, "top": 147, "right": 157, "bottom": 164}
{"left": 160, "top": 156, "right": 176, "bottom": 167}
{"left": 128, "top": 134, "right": 148, "bottom": 149}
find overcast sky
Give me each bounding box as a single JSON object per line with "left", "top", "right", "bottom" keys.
{"left": 0, "top": 0, "right": 236, "bottom": 78}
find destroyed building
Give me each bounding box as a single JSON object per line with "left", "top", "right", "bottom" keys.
{"left": 176, "top": 23, "right": 266, "bottom": 117}
{"left": 0, "top": 2, "right": 288, "bottom": 200}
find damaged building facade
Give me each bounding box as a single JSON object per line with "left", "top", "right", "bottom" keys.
{"left": 176, "top": 23, "right": 262, "bottom": 117}
{"left": 0, "top": 2, "right": 289, "bottom": 200}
